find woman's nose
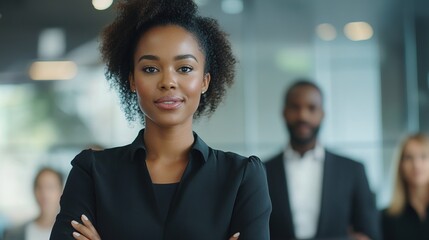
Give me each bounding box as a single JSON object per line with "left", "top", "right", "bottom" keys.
{"left": 158, "top": 69, "right": 177, "bottom": 90}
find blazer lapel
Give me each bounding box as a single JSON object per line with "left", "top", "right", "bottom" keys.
{"left": 270, "top": 154, "right": 295, "bottom": 238}
{"left": 316, "top": 151, "right": 335, "bottom": 237}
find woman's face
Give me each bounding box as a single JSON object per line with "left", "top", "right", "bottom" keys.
{"left": 130, "top": 25, "right": 210, "bottom": 128}
{"left": 402, "top": 140, "right": 429, "bottom": 188}
{"left": 34, "top": 171, "right": 62, "bottom": 216}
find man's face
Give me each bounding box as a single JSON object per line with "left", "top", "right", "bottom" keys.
{"left": 283, "top": 85, "right": 324, "bottom": 145}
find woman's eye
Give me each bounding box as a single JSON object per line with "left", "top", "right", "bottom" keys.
{"left": 178, "top": 66, "right": 193, "bottom": 73}
{"left": 143, "top": 67, "right": 158, "bottom": 73}
{"left": 403, "top": 155, "right": 413, "bottom": 161}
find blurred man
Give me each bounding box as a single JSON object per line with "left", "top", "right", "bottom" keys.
{"left": 265, "top": 80, "right": 380, "bottom": 240}
{"left": 5, "top": 168, "right": 63, "bottom": 240}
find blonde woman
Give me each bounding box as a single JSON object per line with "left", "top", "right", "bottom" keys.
{"left": 382, "top": 133, "right": 429, "bottom": 240}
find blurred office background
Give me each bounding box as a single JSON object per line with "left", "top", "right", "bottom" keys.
{"left": 1, "top": 0, "right": 428, "bottom": 229}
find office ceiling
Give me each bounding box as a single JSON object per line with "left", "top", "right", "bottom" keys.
{"left": 0, "top": 0, "right": 428, "bottom": 83}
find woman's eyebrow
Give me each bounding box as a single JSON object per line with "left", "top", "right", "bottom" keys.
{"left": 174, "top": 54, "right": 198, "bottom": 63}
{"left": 137, "top": 54, "right": 198, "bottom": 63}
{"left": 138, "top": 55, "right": 159, "bottom": 62}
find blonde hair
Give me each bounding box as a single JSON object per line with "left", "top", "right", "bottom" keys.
{"left": 387, "top": 133, "right": 429, "bottom": 216}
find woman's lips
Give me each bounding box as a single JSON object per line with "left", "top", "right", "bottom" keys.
{"left": 154, "top": 96, "right": 184, "bottom": 110}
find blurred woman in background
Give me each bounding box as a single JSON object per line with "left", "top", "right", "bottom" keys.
{"left": 4, "top": 168, "right": 63, "bottom": 240}
{"left": 382, "top": 133, "right": 429, "bottom": 239}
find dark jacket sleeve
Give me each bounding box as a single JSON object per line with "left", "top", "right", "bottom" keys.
{"left": 351, "top": 163, "right": 381, "bottom": 240}
{"left": 50, "top": 150, "right": 97, "bottom": 240}
{"left": 229, "top": 156, "right": 272, "bottom": 240}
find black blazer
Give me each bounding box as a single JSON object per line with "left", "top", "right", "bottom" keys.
{"left": 381, "top": 204, "right": 429, "bottom": 240}
{"left": 50, "top": 130, "right": 271, "bottom": 240}
{"left": 265, "top": 150, "right": 380, "bottom": 240}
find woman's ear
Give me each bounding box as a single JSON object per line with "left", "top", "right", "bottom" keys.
{"left": 129, "top": 73, "right": 136, "bottom": 92}
{"left": 202, "top": 73, "right": 211, "bottom": 93}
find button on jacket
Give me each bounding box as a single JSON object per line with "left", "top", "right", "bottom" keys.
{"left": 50, "top": 129, "right": 272, "bottom": 240}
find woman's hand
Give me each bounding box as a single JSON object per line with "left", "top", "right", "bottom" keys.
{"left": 350, "top": 232, "right": 370, "bottom": 240}
{"left": 229, "top": 232, "right": 240, "bottom": 240}
{"left": 71, "top": 214, "right": 239, "bottom": 240}
{"left": 71, "top": 214, "right": 101, "bottom": 240}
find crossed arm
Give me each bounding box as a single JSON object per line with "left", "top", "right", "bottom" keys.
{"left": 70, "top": 216, "right": 241, "bottom": 240}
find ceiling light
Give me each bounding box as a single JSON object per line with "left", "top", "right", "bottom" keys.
{"left": 316, "top": 23, "right": 337, "bottom": 41}
{"left": 92, "top": 0, "right": 113, "bottom": 11}
{"left": 344, "top": 21, "right": 373, "bottom": 41}
{"left": 29, "top": 61, "right": 78, "bottom": 81}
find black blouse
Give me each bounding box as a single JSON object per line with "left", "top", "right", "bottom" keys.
{"left": 50, "top": 129, "right": 271, "bottom": 240}
{"left": 153, "top": 183, "right": 179, "bottom": 225}
{"left": 382, "top": 203, "right": 429, "bottom": 240}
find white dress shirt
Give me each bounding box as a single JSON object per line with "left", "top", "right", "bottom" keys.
{"left": 284, "top": 143, "right": 325, "bottom": 239}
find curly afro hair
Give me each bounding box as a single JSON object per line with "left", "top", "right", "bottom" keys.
{"left": 100, "top": 0, "right": 236, "bottom": 123}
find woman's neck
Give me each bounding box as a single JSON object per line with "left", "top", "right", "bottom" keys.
{"left": 408, "top": 185, "right": 429, "bottom": 220}
{"left": 144, "top": 122, "right": 194, "bottom": 163}
{"left": 34, "top": 213, "right": 56, "bottom": 229}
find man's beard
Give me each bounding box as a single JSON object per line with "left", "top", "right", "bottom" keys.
{"left": 286, "top": 121, "right": 321, "bottom": 146}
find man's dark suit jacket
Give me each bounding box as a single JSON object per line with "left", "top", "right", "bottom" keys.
{"left": 265, "top": 150, "right": 380, "bottom": 240}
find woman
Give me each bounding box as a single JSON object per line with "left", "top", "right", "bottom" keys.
{"left": 49, "top": 0, "right": 272, "bottom": 239}
{"left": 5, "top": 168, "right": 63, "bottom": 240}
{"left": 382, "top": 133, "right": 429, "bottom": 240}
